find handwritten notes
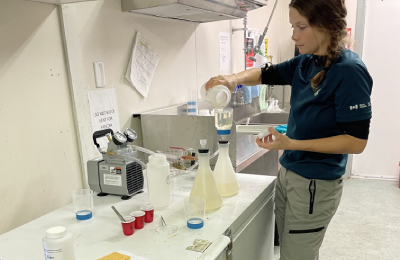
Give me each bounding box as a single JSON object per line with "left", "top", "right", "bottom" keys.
{"left": 125, "top": 32, "right": 160, "bottom": 97}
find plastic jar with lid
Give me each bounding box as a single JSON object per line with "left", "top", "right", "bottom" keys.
{"left": 146, "top": 153, "right": 171, "bottom": 209}
{"left": 42, "top": 226, "right": 75, "bottom": 260}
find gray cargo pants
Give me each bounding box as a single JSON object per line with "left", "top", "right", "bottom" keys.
{"left": 275, "top": 167, "right": 344, "bottom": 260}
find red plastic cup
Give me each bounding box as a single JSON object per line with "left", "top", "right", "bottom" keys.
{"left": 121, "top": 216, "right": 135, "bottom": 236}
{"left": 130, "top": 211, "right": 145, "bottom": 229}
{"left": 140, "top": 205, "right": 155, "bottom": 223}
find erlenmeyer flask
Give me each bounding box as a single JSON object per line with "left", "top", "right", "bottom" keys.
{"left": 189, "top": 148, "right": 223, "bottom": 211}
{"left": 213, "top": 141, "right": 240, "bottom": 197}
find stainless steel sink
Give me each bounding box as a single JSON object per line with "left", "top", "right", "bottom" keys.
{"left": 237, "top": 112, "right": 289, "bottom": 125}
{"left": 141, "top": 99, "right": 290, "bottom": 175}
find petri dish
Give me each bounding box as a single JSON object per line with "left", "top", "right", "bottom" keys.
{"left": 155, "top": 224, "right": 178, "bottom": 235}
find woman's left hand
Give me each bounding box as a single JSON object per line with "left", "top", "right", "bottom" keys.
{"left": 255, "top": 127, "right": 292, "bottom": 151}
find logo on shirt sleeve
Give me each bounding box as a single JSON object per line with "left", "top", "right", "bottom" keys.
{"left": 349, "top": 103, "right": 370, "bottom": 110}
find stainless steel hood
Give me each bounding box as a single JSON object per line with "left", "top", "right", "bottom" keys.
{"left": 121, "top": 0, "right": 268, "bottom": 23}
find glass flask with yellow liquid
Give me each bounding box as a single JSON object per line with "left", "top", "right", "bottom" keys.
{"left": 189, "top": 148, "right": 223, "bottom": 211}
{"left": 213, "top": 140, "right": 240, "bottom": 197}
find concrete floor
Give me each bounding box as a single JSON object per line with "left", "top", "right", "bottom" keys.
{"left": 274, "top": 178, "right": 400, "bottom": 260}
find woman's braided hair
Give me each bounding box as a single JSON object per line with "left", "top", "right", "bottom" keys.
{"left": 289, "top": 0, "right": 348, "bottom": 90}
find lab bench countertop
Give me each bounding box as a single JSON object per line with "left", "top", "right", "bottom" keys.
{"left": 0, "top": 173, "right": 276, "bottom": 260}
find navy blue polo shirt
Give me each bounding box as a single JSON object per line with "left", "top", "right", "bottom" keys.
{"left": 276, "top": 49, "right": 373, "bottom": 180}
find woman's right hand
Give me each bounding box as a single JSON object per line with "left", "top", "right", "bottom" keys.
{"left": 204, "top": 74, "right": 238, "bottom": 92}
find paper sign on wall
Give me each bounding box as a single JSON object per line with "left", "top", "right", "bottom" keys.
{"left": 88, "top": 88, "right": 121, "bottom": 148}
{"left": 125, "top": 32, "right": 160, "bottom": 98}
{"left": 219, "top": 32, "right": 231, "bottom": 72}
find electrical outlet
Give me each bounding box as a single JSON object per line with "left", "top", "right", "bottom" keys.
{"left": 93, "top": 62, "right": 106, "bottom": 88}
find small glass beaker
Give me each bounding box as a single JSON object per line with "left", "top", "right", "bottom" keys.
{"left": 184, "top": 196, "right": 205, "bottom": 229}
{"left": 71, "top": 189, "right": 93, "bottom": 220}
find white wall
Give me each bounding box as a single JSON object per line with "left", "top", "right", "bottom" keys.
{"left": 352, "top": 0, "right": 400, "bottom": 179}
{"left": 0, "top": 0, "right": 83, "bottom": 234}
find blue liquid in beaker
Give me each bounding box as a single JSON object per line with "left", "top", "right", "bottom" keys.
{"left": 76, "top": 210, "right": 92, "bottom": 220}
{"left": 187, "top": 218, "right": 204, "bottom": 229}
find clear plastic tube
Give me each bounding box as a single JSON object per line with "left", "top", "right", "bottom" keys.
{"left": 115, "top": 152, "right": 147, "bottom": 169}
{"left": 130, "top": 145, "right": 155, "bottom": 155}
{"left": 131, "top": 145, "right": 178, "bottom": 160}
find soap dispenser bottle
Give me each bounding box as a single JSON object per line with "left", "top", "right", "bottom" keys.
{"left": 190, "top": 143, "right": 222, "bottom": 211}
{"left": 213, "top": 140, "right": 240, "bottom": 197}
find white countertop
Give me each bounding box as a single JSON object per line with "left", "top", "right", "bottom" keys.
{"left": 0, "top": 173, "right": 276, "bottom": 260}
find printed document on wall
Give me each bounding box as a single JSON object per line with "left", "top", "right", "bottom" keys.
{"left": 125, "top": 32, "right": 160, "bottom": 97}
{"left": 219, "top": 32, "right": 231, "bottom": 72}
{"left": 88, "top": 88, "right": 121, "bottom": 148}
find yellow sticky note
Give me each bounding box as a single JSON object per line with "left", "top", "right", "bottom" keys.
{"left": 97, "top": 252, "right": 131, "bottom": 260}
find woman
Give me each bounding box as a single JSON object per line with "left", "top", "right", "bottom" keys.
{"left": 205, "top": 0, "right": 372, "bottom": 259}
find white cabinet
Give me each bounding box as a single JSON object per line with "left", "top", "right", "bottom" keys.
{"left": 0, "top": 173, "right": 276, "bottom": 260}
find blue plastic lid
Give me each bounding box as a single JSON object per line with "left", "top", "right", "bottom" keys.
{"left": 187, "top": 101, "right": 197, "bottom": 105}
{"left": 187, "top": 108, "right": 197, "bottom": 112}
{"left": 217, "top": 129, "right": 231, "bottom": 135}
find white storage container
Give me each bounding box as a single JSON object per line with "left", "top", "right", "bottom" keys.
{"left": 146, "top": 153, "right": 172, "bottom": 209}
{"left": 42, "top": 226, "right": 75, "bottom": 260}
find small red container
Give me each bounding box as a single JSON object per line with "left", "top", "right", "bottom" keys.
{"left": 140, "top": 205, "right": 155, "bottom": 223}
{"left": 121, "top": 216, "right": 135, "bottom": 236}
{"left": 130, "top": 211, "right": 145, "bottom": 229}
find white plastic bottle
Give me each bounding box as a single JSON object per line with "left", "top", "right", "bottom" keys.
{"left": 200, "top": 83, "right": 231, "bottom": 108}
{"left": 42, "top": 226, "right": 76, "bottom": 260}
{"left": 146, "top": 153, "right": 172, "bottom": 209}
{"left": 213, "top": 141, "right": 240, "bottom": 197}
{"left": 257, "top": 128, "right": 276, "bottom": 142}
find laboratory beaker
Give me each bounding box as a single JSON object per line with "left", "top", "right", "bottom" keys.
{"left": 200, "top": 83, "right": 231, "bottom": 108}
{"left": 184, "top": 196, "right": 205, "bottom": 229}
{"left": 71, "top": 189, "right": 93, "bottom": 220}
